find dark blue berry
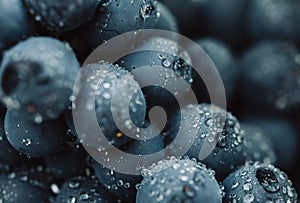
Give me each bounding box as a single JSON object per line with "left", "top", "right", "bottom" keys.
{"left": 247, "top": 0, "right": 300, "bottom": 44}
{"left": 23, "top": 0, "right": 101, "bottom": 31}
{"left": 238, "top": 41, "right": 300, "bottom": 113}
{"left": 173, "top": 103, "right": 276, "bottom": 180}
{"left": 136, "top": 158, "right": 222, "bottom": 203}
{"left": 154, "top": 2, "right": 178, "bottom": 32}
{"left": 116, "top": 37, "right": 193, "bottom": 105}
{"left": 0, "top": 37, "right": 80, "bottom": 120}
{"left": 71, "top": 62, "right": 146, "bottom": 147}
{"left": 45, "top": 146, "right": 88, "bottom": 180}
{"left": 91, "top": 128, "right": 164, "bottom": 202}
{"left": 0, "top": 174, "right": 52, "bottom": 203}
{"left": 223, "top": 162, "right": 298, "bottom": 203}
{"left": 4, "top": 109, "right": 68, "bottom": 158}
{"left": 76, "top": 0, "right": 158, "bottom": 50}
{"left": 0, "top": 0, "right": 34, "bottom": 53}
{"left": 241, "top": 116, "right": 298, "bottom": 170}
{"left": 196, "top": 38, "right": 237, "bottom": 100}
{"left": 55, "top": 175, "right": 118, "bottom": 203}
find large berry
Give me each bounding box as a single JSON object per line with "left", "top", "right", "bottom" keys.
{"left": 55, "top": 175, "right": 118, "bottom": 203}
{"left": 72, "top": 62, "right": 146, "bottom": 147}
{"left": 238, "top": 41, "right": 300, "bottom": 113}
{"left": 0, "top": 0, "right": 34, "bottom": 53}
{"left": 136, "top": 158, "right": 222, "bottom": 203}
{"left": 4, "top": 109, "right": 68, "bottom": 158}
{"left": 76, "top": 0, "right": 158, "bottom": 50}
{"left": 0, "top": 37, "right": 80, "bottom": 120}
{"left": 174, "top": 103, "right": 276, "bottom": 180}
{"left": 223, "top": 162, "right": 298, "bottom": 203}
{"left": 196, "top": 38, "right": 237, "bottom": 100}
{"left": 23, "top": 0, "right": 101, "bottom": 31}
{"left": 154, "top": 2, "right": 178, "bottom": 32}
{"left": 247, "top": 0, "right": 300, "bottom": 43}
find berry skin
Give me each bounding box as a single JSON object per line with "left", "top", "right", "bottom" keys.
{"left": 0, "top": 37, "right": 80, "bottom": 121}
{"left": 0, "top": 174, "right": 52, "bottom": 203}
{"left": 72, "top": 62, "right": 146, "bottom": 147}
{"left": 23, "top": 0, "right": 101, "bottom": 31}
{"left": 222, "top": 162, "right": 298, "bottom": 203}
{"left": 0, "top": 0, "right": 34, "bottom": 53}
{"left": 91, "top": 129, "right": 164, "bottom": 202}
{"left": 116, "top": 37, "right": 193, "bottom": 105}
{"left": 160, "top": 0, "right": 204, "bottom": 37}
{"left": 55, "top": 176, "right": 118, "bottom": 203}
{"left": 136, "top": 158, "right": 222, "bottom": 203}
{"left": 4, "top": 109, "right": 68, "bottom": 158}
{"left": 0, "top": 105, "right": 34, "bottom": 167}
{"left": 45, "top": 145, "right": 88, "bottom": 180}
{"left": 76, "top": 0, "right": 158, "bottom": 50}
{"left": 196, "top": 38, "right": 237, "bottom": 100}
{"left": 170, "top": 103, "right": 276, "bottom": 180}
{"left": 241, "top": 116, "right": 298, "bottom": 171}
{"left": 201, "top": 0, "right": 249, "bottom": 49}
{"left": 238, "top": 41, "right": 300, "bottom": 114}
{"left": 154, "top": 2, "right": 178, "bottom": 32}
{"left": 247, "top": 0, "right": 300, "bottom": 44}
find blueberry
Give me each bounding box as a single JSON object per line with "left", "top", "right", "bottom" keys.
{"left": 76, "top": 0, "right": 158, "bottom": 51}
{"left": 200, "top": 0, "right": 249, "bottom": 49}
{"left": 154, "top": 2, "right": 178, "bottom": 32}
{"left": 72, "top": 62, "right": 146, "bottom": 147}
{"left": 196, "top": 38, "right": 237, "bottom": 100}
{"left": 0, "top": 174, "right": 52, "bottom": 203}
{"left": 116, "top": 37, "right": 193, "bottom": 105}
{"left": 93, "top": 162, "right": 141, "bottom": 202}
{"left": 23, "top": 0, "right": 101, "bottom": 31}
{"left": 0, "top": 0, "right": 34, "bottom": 53}
{"left": 160, "top": 0, "right": 204, "bottom": 37}
{"left": 55, "top": 175, "right": 118, "bottom": 203}
{"left": 238, "top": 41, "right": 300, "bottom": 113}
{"left": 247, "top": 0, "right": 300, "bottom": 44}
{"left": 223, "top": 162, "right": 298, "bottom": 203}
{"left": 241, "top": 116, "right": 298, "bottom": 171}
{"left": 173, "top": 103, "right": 276, "bottom": 180}
{"left": 0, "top": 37, "right": 80, "bottom": 120}
{"left": 45, "top": 145, "right": 88, "bottom": 180}
{"left": 91, "top": 128, "right": 164, "bottom": 202}
{"left": 0, "top": 105, "right": 34, "bottom": 167}
{"left": 240, "top": 124, "right": 276, "bottom": 165}
{"left": 4, "top": 109, "right": 68, "bottom": 158}
{"left": 136, "top": 158, "right": 222, "bottom": 203}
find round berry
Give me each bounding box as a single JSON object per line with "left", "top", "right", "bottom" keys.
{"left": 223, "top": 162, "right": 298, "bottom": 203}
{"left": 136, "top": 158, "right": 222, "bottom": 203}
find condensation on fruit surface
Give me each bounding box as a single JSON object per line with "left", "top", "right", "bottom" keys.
{"left": 223, "top": 162, "right": 298, "bottom": 203}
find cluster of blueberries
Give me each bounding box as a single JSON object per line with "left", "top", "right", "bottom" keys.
{"left": 0, "top": 0, "right": 300, "bottom": 202}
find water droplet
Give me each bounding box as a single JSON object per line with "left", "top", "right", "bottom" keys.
{"left": 180, "top": 175, "right": 189, "bottom": 182}
{"left": 79, "top": 192, "right": 90, "bottom": 200}
{"left": 162, "top": 58, "right": 171, "bottom": 67}
{"left": 243, "top": 194, "right": 254, "bottom": 203}
{"left": 34, "top": 113, "right": 43, "bottom": 124}
{"left": 35, "top": 15, "right": 41, "bottom": 21}
{"left": 67, "top": 196, "right": 76, "bottom": 203}
{"left": 69, "top": 181, "right": 80, "bottom": 189}
{"left": 256, "top": 167, "right": 280, "bottom": 193}
{"left": 117, "top": 180, "right": 123, "bottom": 186}
{"left": 140, "top": 3, "right": 154, "bottom": 19}
{"left": 231, "top": 181, "right": 239, "bottom": 189}
{"left": 103, "top": 82, "right": 111, "bottom": 89}
{"left": 243, "top": 183, "right": 252, "bottom": 191}
{"left": 51, "top": 183, "right": 60, "bottom": 194}
{"left": 21, "top": 138, "right": 31, "bottom": 146}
